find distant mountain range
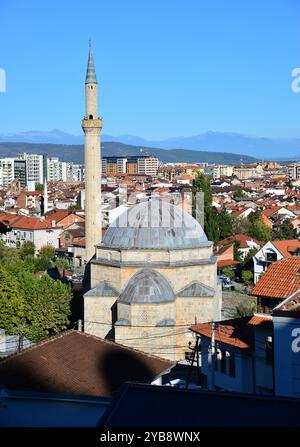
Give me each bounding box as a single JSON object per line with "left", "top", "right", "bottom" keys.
{"left": 0, "top": 129, "right": 300, "bottom": 160}
{"left": 0, "top": 142, "right": 257, "bottom": 165}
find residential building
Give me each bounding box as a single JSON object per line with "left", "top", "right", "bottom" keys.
{"left": 47, "top": 157, "right": 67, "bottom": 182}
{"left": 233, "top": 167, "right": 257, "bottom": 180}
{"left": 190, "top": 287, "right": 300, "bottom": 399}
{"left": 213, "top": 165, "right": 234, "bottom": 179}
{"left": 0, "top": 158, "right": 15, "bottom": 187}
{"left": 17, "top": 153, "right": 44, "bottom": 185}
{"left": 288, "top": 163, "right": 300, "bottom": 181}
{"left": 272, "top": 290, "right": 300, "bottom": 398}
{"left": 191, "top": 318, "right": 255, "bottom": 393}
{"left": 13, "top": 159, "right": 27, "bottom": 187}
{"left": 0, "top": 215, "right": 62, "bottom": 251}
{"left": 0, "top": 330, "right": 174, "bottom": 426}
{"left": 66, "top": 163, "right": 84, "bottom": 182}
{"left": 102, "top": 155, "right": 159, "bottom": 176}
{"left": 253, "top": 239, "right": 300, "bottom": 283}
{"left": 252, "top": 257, "right": 300, "bottom": 313}
{"left": 219, "top": 234, "right": 261, "bottom": 260}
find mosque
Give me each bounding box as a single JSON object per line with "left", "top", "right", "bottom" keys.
{"left": 82, "top": 44, "right": 221, "bottom": 361}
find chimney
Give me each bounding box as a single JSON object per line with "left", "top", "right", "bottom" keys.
{"left": 51, "top": 220, "right": 56, "bottom": 228}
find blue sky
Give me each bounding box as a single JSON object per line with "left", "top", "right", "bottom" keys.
{"left": 0, "top": 0, "right": 299, "bottom": 138}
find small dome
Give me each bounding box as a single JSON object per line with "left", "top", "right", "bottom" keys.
{"left": 119, "top": 269, "right": 175, "bottom": 304}
{"left": 102, "top": 200, "right": 208, "bottom": 250}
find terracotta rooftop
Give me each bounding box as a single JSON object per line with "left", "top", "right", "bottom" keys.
{"left": 272, "top": 240, "right": 300, "bottom": 257}
{"left": 248, "top": 314, "right": 272, "bottom": 328}
{"left": 273, "top": 289, "right": 300, "bottom": 314}
{"left": 219, "top": 234, "right": 261, "bottom": 249}
{"left": 11, "top": 216, "right": 57, "bottom": 230}
{"left": 252, "top": 257, "right": 300, "bottom": 299}
{"left": 217, "top": 259, "right": 240, "bottom": 268}
{"left": 0, "top": 330, "right": 174, "bottom": 398}
{"left": 190, "top": 317, "right": 253, "bottom": 350}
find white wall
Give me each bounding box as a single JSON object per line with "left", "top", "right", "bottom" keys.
{"left": 200, "top": 336, "right": 254, "bottom": 393}
{"left": 253, "top": 242, "right": 282, "bottom": 284}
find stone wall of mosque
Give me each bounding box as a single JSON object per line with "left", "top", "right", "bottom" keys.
{"left": 84, "top": 295, "right": 116, "bottom": 339}
{"left": 95, "top": 246, "right": 213, "bottom": 265}
{"left": 114, "top": 324, "right": 178, "bottom": 362}
{"left": 90, "top": 261, "right": 217, "bottom": 295}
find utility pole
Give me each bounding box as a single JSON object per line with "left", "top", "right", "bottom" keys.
{"left": 211, "top": 321, "right": 216, "bottom": 390}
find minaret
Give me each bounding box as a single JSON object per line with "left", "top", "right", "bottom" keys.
{"left": 82, "top": 41, "right": 102, "bottom": 261}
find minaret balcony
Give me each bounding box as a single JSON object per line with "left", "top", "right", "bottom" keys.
{"left": 81, "top": 117, "right": 103, "bottom": 129}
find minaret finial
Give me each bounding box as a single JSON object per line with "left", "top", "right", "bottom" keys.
{"left": 85, "top": 39, "right": 97, "bottom": 84}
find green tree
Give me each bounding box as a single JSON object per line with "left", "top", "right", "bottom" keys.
{"left": 34, "top": 256, "right": 52, "bottom": 272}
{"left": 0, "top": 266, "right": 26, "bottom": 334}
{"left": 272, "top": 220, "right": 297, "bottom": 240}
{"left": 249, "top": 220, "right": 272, "bottom": 242}
{"left": 68, "top": 204, "right": 81, "bottom": 210}
{"left": 242, "top": 247, "right": 259, "bottom": 270}
{"left": 233, "top": 240, "right": 242, "bottom": 262}
{"left": 217, "top": 208, "right": 233, "bottom": 239}
{"left": 19, "top": 241, "right": 35, "bottom": 260}
{"left": 223, "top": 268, "right": 234, "bottom": 280}
{"left": 232, "top": 217, "right": 251, "bottom": 235}
{"left": 192, "top": 172, "right": 220, "bottom": 243}
{"left": 17, "top": 270, "right": 72, "bottom": 342}
{"left": 242, "top": 270, "right": 253, "bottom": 286}
{"left": 39, "top": 245, "right": 56, "bottom": 259}
{"left": 35, "top": 183, "right": 44, "bottom": 192}
{"left": 232, "top": 301, "right": 256, "bottom": 317}
{"left": 55, "top": 257, "right": 72, "bottom": 271}
{"left": 233, "top": 188, "right": 247, "bottom": 198}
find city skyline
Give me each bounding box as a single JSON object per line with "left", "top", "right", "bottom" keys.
{"left": 0, "top": 0, "right": 299, "bottom": 139}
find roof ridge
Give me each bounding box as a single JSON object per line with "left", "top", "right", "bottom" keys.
{"left": 0, "top": 329, "right": 175, "bottom": 368}
{"left": 0, "top": 330, "right": 75, "bottom": 365}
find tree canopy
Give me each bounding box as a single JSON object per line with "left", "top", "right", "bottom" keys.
{"left": 0, "top": 244, "right": 72, "bottom": 341}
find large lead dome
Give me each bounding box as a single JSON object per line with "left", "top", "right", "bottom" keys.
{"left": 101, "top": 200, "right": 208, "bottom": 250}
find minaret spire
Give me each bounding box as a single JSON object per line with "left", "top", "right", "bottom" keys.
{"left": 85, "top": 39, "right": 97, "bottom": 84}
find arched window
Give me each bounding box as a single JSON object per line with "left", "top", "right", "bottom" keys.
{"left": 89, "top": 114, "right": 93, "bottom": 120}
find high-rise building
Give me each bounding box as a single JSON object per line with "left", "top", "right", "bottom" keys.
{"left": 47, "top": 157, "right": 67, "bottom": 182}
{"left": 17, "top": 153, "right": 44, "bottom": 185}
{"left": 213, "top": 165, "right": 234, "bottom": 179}
{"left": 288, "top": 163, "right": 300, "bottom": 181}
{"left": 66, "top": 163, "right": 84, "bottom": 182}
{"left": 102, "top": 155, "right": 158, "bottom": 176}
{"left": 14, "top": 159, "right": 27, "bottom": 187}
{"left": 0, "top": 158, "right": 15, "bottom": 187}
{"left": 81, "top": 41, "right": 102, "bottom": 261}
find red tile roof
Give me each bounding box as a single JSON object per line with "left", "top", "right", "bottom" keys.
{"left": 262, "top": 207, "right": 281, "bottom": 218}
{"left": 0, "top": 330, "right": 174, "bottom": 398}
{"left": 272, "top": 240, "right": 300, "bottom": 257}
{"left": 217, "top": 260, "right": 240, "bottom": 268}
{"left": 12, "top": 216, "right": 57, "bottom": 230}
{"left": 219, "top": 234, "right": 261, "bottom": 249}
{"left": 273, "top": 290, "right": 300, "bottom": 314}
{"left": 248, "top": 315, "right": 272, "bottom": 328}
{"left": 190, "top": 317, "right": 253, "bottom": 350}
{"left": 0, "top": 213, "right": 21, "bottom": 225}
{"left": 252, "top": 258, "right": 300, "bottom": 299}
